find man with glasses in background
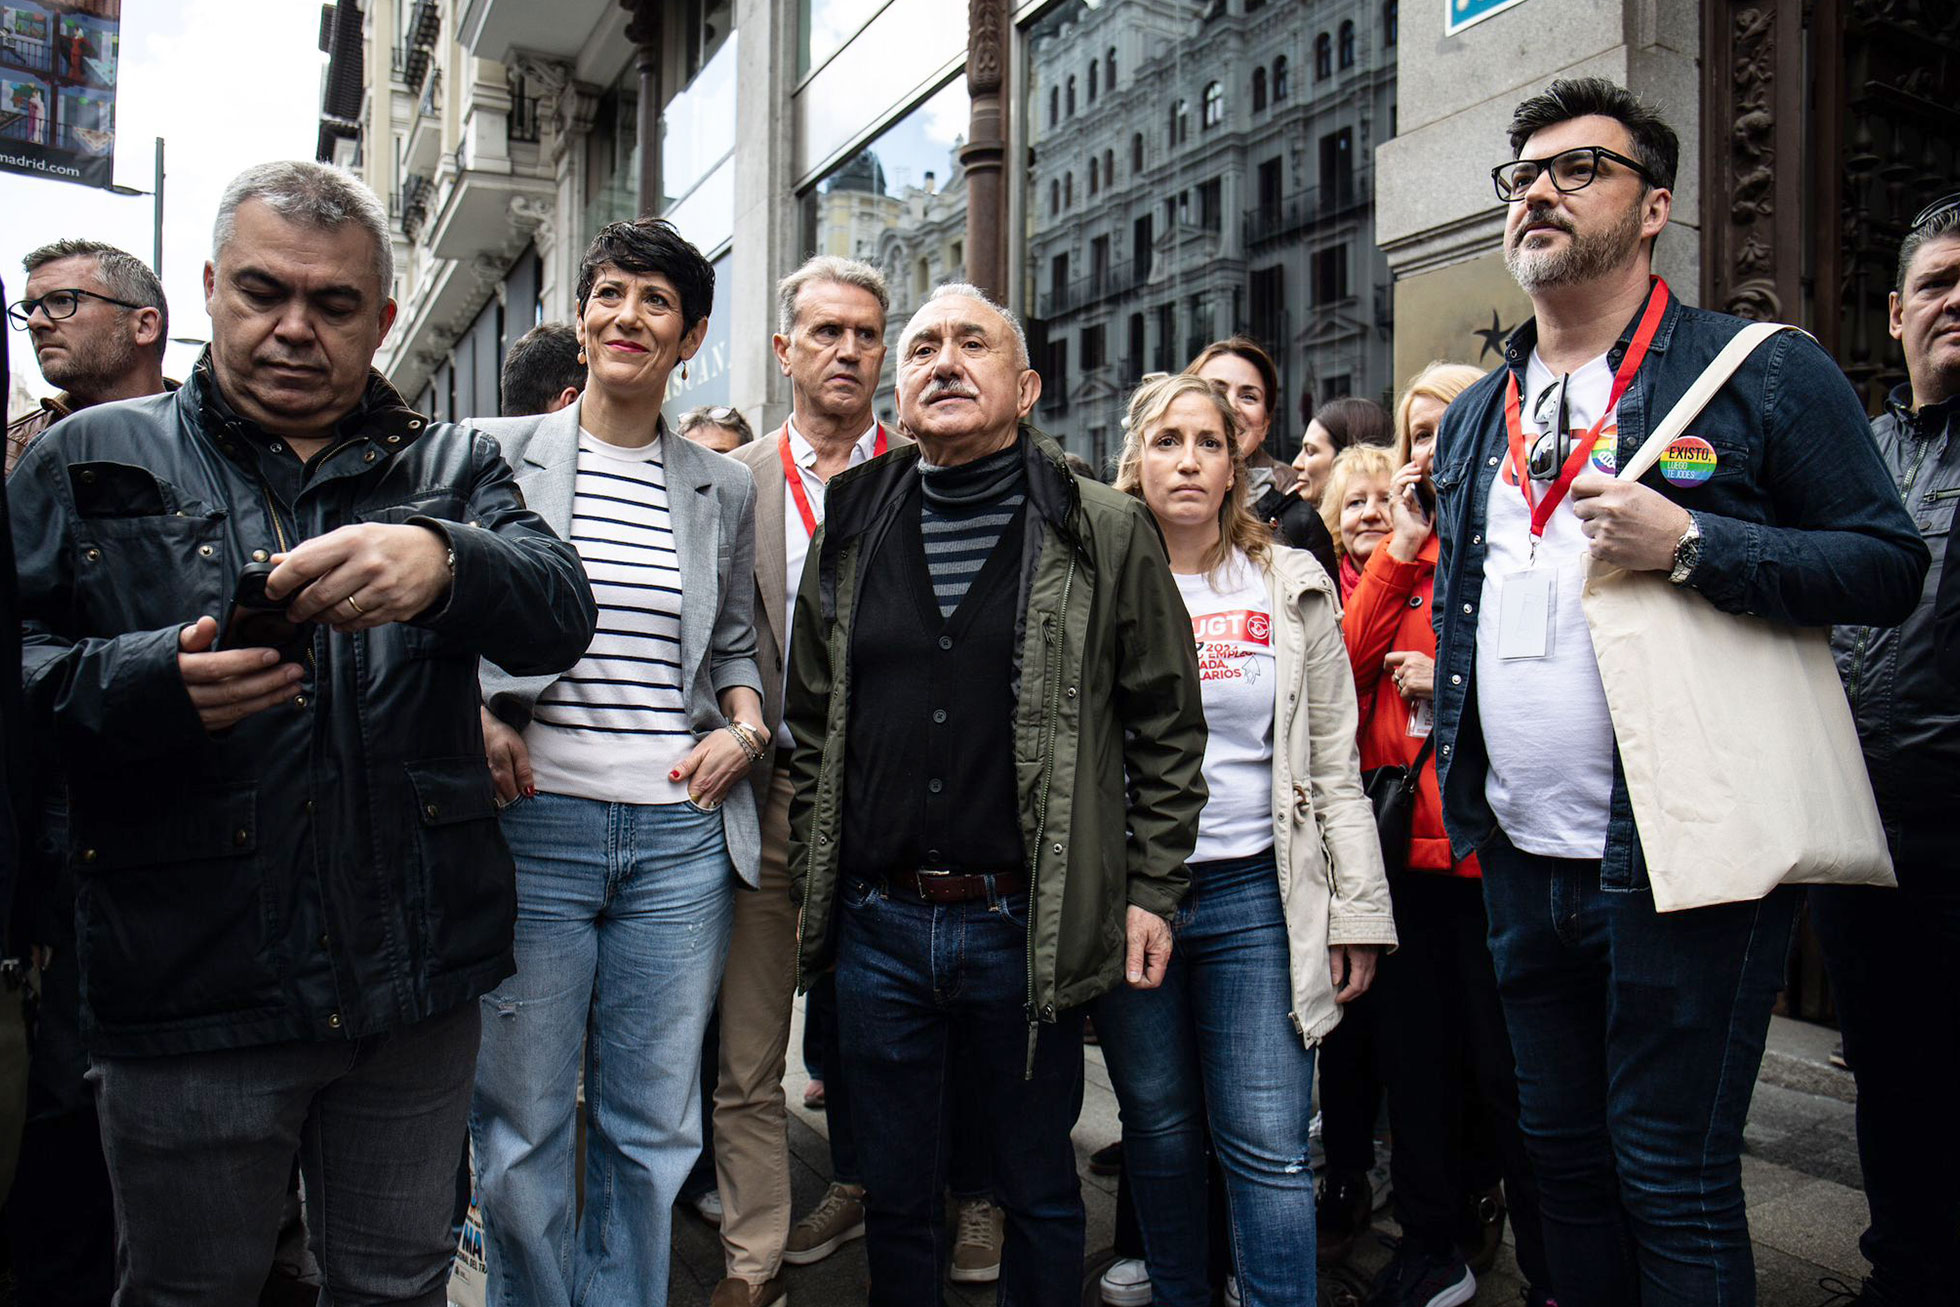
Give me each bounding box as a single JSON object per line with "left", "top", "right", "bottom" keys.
{"left": 1820, "top": 192, "right": 1960, "bottom": 1307}
{"left": 2, "top": 238, "right": 174, "bottom": 1304}
{"left": 1425, "top": 78, "right": 1924, "bottom": 1307}
{"left": 7, "top": 239, "right": 172, "bottom": 475}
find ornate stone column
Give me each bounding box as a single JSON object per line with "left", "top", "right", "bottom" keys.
{"left": 622, "top": 0, "right": 663, "bottom": 219}
{"left": 959, "top": 0, "right": 1009, "bottom": 300}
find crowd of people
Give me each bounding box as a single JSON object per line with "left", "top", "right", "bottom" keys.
{"left": 0, "top": 73, "right": 1952, "bottom": 1307}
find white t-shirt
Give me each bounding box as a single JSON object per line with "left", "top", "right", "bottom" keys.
{"left": 1475, "top": 350, "right": 1620, "bottom": 859}
{"left": 776, "top": 416, "right": 883, "bottom": 747}
{"left": 1176, "top": 552, "right": 1277, "bottom": 862}
{"left": 525, "top": 430, "right": 692, "bottom": 805}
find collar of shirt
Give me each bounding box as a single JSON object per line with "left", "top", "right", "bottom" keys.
{"left": 785, "top": 414, "right": 880, "bottom": 473}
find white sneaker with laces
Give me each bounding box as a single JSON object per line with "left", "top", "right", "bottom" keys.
{"left": 1100, "top": 1257, "right": 1152, "bottom": 1306}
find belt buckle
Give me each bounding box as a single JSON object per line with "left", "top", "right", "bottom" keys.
{"left": 913, "top": 867, "right": 961, "bottom": 901}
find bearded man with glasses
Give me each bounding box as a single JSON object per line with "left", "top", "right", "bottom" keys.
{"left": 6, "top": 239, "right": 172, "bottom": 476}
{"left": 1422, "top": 78, "right": 1925, "bottom": 1307}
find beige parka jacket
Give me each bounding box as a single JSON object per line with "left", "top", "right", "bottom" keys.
{"left": 1262, "top": 545, "right": 1397, "bottom": 1046}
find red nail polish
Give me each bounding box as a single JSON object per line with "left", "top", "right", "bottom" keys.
{"left": 524, "top": 785, "right": 536, "bottom": 798}
{"left": 669, "top": 770, "right": 680, "bottom": 780}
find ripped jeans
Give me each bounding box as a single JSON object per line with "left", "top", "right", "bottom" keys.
{"left": 1094, "top": 847, "right": 1320, "bottom": 1307}
{"left": 469, "top": 792, "right": 735, "bottom": 1307}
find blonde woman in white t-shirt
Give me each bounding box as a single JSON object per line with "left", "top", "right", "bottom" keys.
{"left": 1095, "top": 373, "right": 1396, "bottom": 1307}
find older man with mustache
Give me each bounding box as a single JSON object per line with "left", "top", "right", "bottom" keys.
{"left": 782, "top": 283, "right": 1207, "bottom": 1306}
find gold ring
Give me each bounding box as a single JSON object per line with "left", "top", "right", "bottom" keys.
{"left": 345, "top": 595, "right": 366, "bottom": 615}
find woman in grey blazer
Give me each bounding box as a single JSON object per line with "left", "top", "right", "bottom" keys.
{"left": 464, "top": 219, "right": 766, "bottom": 1307}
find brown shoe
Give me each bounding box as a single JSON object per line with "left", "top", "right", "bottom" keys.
{"left": 783, "top": 1181, "right": 866, "bottom": 1266}
{"left": 709, "top": 1275, "right": 788, "bottom": 1307}
{"left": 948, "top": 1197, "right": 1003, "bottom": 1283}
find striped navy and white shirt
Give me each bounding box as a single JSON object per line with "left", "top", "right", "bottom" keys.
{"left": 525, "top": 430, "right": 693, "bottom": 805}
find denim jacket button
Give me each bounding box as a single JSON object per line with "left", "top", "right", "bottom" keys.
{"left": 1472, "top": 534, "right": 1482, "bottom": 546}
{"left": 1487, "top": 455, "right": 1500, "bottom": 466}
{"left": 1462, "top": 603, "right": 1473, "bottom": 614}
{"left": 1451, "top": 674, "right": 1462, "bottom": 685}
{"left": 1441, "top": 744, "right": 1452, "bottom": 757}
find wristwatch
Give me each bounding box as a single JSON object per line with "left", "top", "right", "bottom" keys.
{"left": 1668, "top": 514, "right": 1702, "bottom": 586}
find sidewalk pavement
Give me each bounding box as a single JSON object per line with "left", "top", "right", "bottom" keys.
{"left": 666, "top": 1008, "right": 1865, "bottom": 1306}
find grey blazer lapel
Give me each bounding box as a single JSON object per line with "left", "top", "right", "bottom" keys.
{"left": 665, "top": 431, "right": 717, "bottom": 688}
{"left": 515, "top": 402, "right": 582, "bottom": 536}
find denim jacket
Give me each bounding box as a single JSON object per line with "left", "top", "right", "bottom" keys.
{"left": 1429, "top": 285, "right": 1929, "bottom": 887}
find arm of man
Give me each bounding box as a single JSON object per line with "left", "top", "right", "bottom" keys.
{"left": 707, "top": 476, "right": 765, "bottom": 701}
{"left": 1111, "top": 500, "right": 1206, "bottom": 920}
{"left": 1668, "top": 332, "right": 1927, "bottom": 627}
{"left": 11, "top": 446, "right": 217, "bottom": 760}
{"left": 272, "top": 432, "right": 597, "bottom": 676}
{"left": 782, "top": 529, "right": 834, "bottom": 908}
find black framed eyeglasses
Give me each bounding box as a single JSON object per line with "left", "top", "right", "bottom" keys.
{"left": 1910, "top": 192, "right": 1960, "bottom": 232}
{"left": 6, "top": 287, "right": 146, "bottom": 328}
{"left": 1492, "top": 146, "right": 1657, "bottom": 203}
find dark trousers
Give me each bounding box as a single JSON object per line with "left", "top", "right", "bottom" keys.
{"left": 92, "top": 1001, "right": 481, "bottom": 1307}
{"left": 7, "top": 937, "right": 113, "bottom": 1307}
{"left": 809, "top": 971, "right": 861, "bottom": 1186}
{"left": 834, "top": 876, "right": 1084, "bottom": 1307}
{"left": 1316, "top": 986, "right": 1381, "bottom": 1177}
{"left": 1481, "top": 832, "right": 1799, "bottom": 1307}
{"left": 1812, "top": 849, "right": 1960, "bottom": 1303}
{"left": 1376, "top": 870, "right": 1548, "bottom": 1286}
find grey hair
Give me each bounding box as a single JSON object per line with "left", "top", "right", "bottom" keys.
{"left": 22, "top": 237, "right": 168, "bottom": 358}
{"left": 1898, "top": 204, "right": 1960, "bottom": 296}
{"left": 903, "top": 281, "right": 1031, "bottom": 369}
{"left": 776, "top": 255, "right": 890, "bottom": 337}
{"left": 212, "top": 161, "right": 394, "bottom": 295}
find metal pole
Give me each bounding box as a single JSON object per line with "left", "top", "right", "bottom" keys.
{"left": 152, "top": 137, "right": 164, "bottom": 277}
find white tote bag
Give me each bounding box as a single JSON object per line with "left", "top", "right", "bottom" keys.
{"left": 1578, "top": 320, "right": 1895, "bottom": 912}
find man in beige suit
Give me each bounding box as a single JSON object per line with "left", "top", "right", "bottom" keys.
{"left": 710, "top": 256, "right": 906, "bottom": 1307}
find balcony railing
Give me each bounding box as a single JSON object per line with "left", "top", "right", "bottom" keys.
{"left": 398, "top": 0, "right": 440, "bottom": 97}
{"left": 1038, "top": 260, "right": 1145, "bottom": 319}
{"left": 401, "top": 173, "right": 434, "bottom": 242}
{"left": 418, "top": 66, "right": 442, "bottom": 119}
{"left": 1242, "top": 170, "right": 1374, "bottom": 247}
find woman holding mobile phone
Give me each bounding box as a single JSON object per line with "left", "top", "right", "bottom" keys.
{"left": 1331, "top": 363, "right": 1557, "bottom": 1307}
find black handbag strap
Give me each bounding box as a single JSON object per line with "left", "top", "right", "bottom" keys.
{"left": 1409, "top": 729, "right": 1436, "bottom": 775}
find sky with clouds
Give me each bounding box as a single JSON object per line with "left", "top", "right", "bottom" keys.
{"left": 3, "top": 0, "right": 325, "bottom": 401}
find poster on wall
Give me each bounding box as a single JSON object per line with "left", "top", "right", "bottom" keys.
{"left": 0, "top": 0, "right": 119, "bottom": 189}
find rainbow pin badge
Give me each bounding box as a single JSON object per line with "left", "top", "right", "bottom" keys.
{"left": 1658, "top": 436, "right": 1717, "bottom": 487}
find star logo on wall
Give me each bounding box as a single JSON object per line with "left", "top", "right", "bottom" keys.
{"left": 1473, "top": 309, "right": 1516, "bottom": 362}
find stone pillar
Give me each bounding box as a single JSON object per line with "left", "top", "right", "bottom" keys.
{"left": 726, "top": 0, "right": 798, "bottom": 431}
{"left": 960, "top": 0, "right": 1009, "bottom": 301}
{"left": 622, "top": 0, "right": 662, "bottom": 219}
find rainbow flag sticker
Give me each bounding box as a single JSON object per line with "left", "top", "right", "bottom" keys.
{"left": 1659, "top": 435, "right": 1717, "bottom": 487}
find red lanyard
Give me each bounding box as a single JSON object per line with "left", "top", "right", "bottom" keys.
{"left": 1503, "top": 278, "right": 1670, "bottom": 538}
{"left": 779, "top": 421, "right": 888, "bottom": 538}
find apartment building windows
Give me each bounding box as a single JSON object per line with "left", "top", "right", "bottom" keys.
{"left": 1315, "top": 33, "right": 1331, "bottom": 78}
{"left": 1312, "top": 243, "right": 1349, "bottom": 304}
{"left": 1202, "top": 80, "right": 1223, "bottom": 129}
{"left": 1274, "top": 55, "right": 1289, "bottom": 100}
{"left": 1081, "top": 323, "right": 1106, "bottom": 370}
{"left": 1339, "top": 20, "right": 1355, "bottom": 69}
{"left": 1254, "top": 66, "right": 1267, "bottom": 112}
{"left": 1198, "top": 177, "right": 1223, "bottom": 232}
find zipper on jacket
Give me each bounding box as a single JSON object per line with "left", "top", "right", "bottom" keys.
{"left": 1851, "top": 436, "right": 1938, "bottom": 708}
{"left": 1023, "top": 553, "right": 1076, "bottom": 1080}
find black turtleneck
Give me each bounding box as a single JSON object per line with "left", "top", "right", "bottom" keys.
{"left": 918, "top": 439, "right": 1027, "bottom": 618}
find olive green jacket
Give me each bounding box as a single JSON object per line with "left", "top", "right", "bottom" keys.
{"left": 785, "top": 426, "right": 1208, "bottom": 1021}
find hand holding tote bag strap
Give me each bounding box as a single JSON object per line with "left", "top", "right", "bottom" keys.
{"left": 1362, "top": 730, "right": 1435, "bottom": 877}
{"left": 1578, "top": 321, "right": 1894, "bottom": 912}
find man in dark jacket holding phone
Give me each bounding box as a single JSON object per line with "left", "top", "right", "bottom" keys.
{"left": 7, "top": 160, "right": 595, "bottom": 1303}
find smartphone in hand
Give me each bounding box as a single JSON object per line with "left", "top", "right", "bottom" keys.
{"left": 217, "top": 562, "right": 312, "bottom": 664}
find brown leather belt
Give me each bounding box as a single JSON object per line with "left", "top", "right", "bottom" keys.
{"left": 884, "top": 868, "right": 1028, "bottom": 904}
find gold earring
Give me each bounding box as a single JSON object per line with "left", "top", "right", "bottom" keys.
{"left": 577, "top": 350, "right": 587, "bottom": 365}
{"left": 681, "top": 361, "right": 689, "bottom": 381}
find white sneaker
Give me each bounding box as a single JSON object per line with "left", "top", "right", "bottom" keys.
{"left": 691, "top": 1189, "right": 724, "bottom": 1223}
{"left": 1099, "top": 1257, "right": 1152, "bottom": 1306}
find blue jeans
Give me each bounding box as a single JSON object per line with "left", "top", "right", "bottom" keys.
{"left": 834, "top": 875, "right": 1085, "bottom": 1307}
{"left": 90, "top": 999, "right": 480, "bottom": 1306}
{"left": 1480, "top": 831, "right": 1800, "bottom": 1307}
{"left": 1093, "top": 849, "right": 1319, "bottom": 1307}
{"left": 470, "top": 793, "right": 734, "bottom": 1307}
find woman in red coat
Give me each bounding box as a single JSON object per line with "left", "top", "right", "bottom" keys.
{"left": 1324, "top": 364, "right": 1559, "bottom": 1307}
